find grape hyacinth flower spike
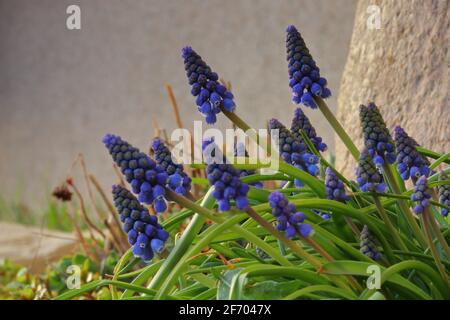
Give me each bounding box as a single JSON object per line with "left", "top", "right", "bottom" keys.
{"left": 438, "top": 172, "right": 450, "bottom": 217}
{"left": 356, "top": 149, "right": 386, "bottom": 193}
{"left": 394, "top": 126, "right": 430, "bottom": 181}
{"left": 181, "top": 46, "right": 235, "bottom": 124}
{"left": 102, "top": 134, "right": 168, "bottom": 213}
{"left": 411, "top": 175, "right": 432, "bottom": 214}
{"left": 112, "top": 185, "right": 169, "bottom": 262}
{"left": 360, "top": 225, "right": 382, "bottom": 260}
{"left": 291, "top": 107, "right": 327, "bottom": 152}
{"left": 269, "top": 118, "right": 319, "bottom": 187}
{"left": 151, "top": 137, "right": 191, "bottom": 195}
{"left": 359, "top": 102, "right": 396, "bottom": 166}
{"left": 202, "top": 138, "right": 249, "bottom": 212}
{"left": 286, "top": 25, "right": 331, "bottom": 108}
{"left": 325, "top": 167, "right": 350, "bottom": 202}
{"left": 268, "top": 192, "right": 313, "bottom": 239}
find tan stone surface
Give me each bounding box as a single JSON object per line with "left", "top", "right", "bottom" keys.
{"left": 0, "top": 222, "right": 79, "bottom": 273}
{"left": 336, "top": 0, "right": 449, "bottom": 178}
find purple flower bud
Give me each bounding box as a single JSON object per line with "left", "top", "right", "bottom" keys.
{"left": 360, "top": 225, "right": 382, "bottom": 260}
{"left": 356, "top": 149, "right": 385, "bottom": 193}
{"left": 182, "top": 46, "right": 235, "bottom": 124}
{"left": 286, "top": 25, "right": 331, "bottom": 108}
{"left": 268, "top": 192, "right": 313, "bottom": 239}
{"left": 103, "top": 134, "right": 169, "bottom": 214}
{"left": 359, "top": 103, "right": 396, "bottom": 165}
{"left": 112, "top": 185, "right": 168, "bottom": 262}
{"left": 291, "top": 108, "right": 327, "bottom": 152}
{"left": 394, "top": 126, "right": 431, "bottom": 182}
{"left": 411, "top": 175, "right": 431, "bottom": 215}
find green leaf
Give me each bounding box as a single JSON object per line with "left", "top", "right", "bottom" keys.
{"left": 242, "top": 280, "right": 303, "bottom": 300}
{"left": 283, "top": 284, "right": 357, "bottom": 300}
{"left": 217, "top": 269, "right": 241, "bottom": 300}
{"left": 321, "top": 260, "right": 439, "bottom": 300}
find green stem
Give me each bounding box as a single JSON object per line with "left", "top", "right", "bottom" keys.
{"left": 154, "top": 214, "right": 270, "bottom": 299}
{"left": 314, "top": 97, "right": 359, "bottom": 160}
{"left": 381, "top": 260, "right": 448, "bottom": 297}
{"left": 382, "top": 161, "right": 428, "bottom": 249}
{"left": 429, "top": 152, "right": 450, "bottom": 170}
{"left": 430, "top": 190, "right": 450, "bottom": 258}
{"left": 428, "top": 210, "right": 450, "bottom": 258}
{"left": 220, "top": 107, "right": 271, "bottom": 154}
{"left": 373, "top": 195, "right": 408, "bottom": 253}
{"left": 166, "top": 189, "right": 291, "bottom": 266}
{"left": 417, "top": 147, "right": 450, "bottom": 165}
{"left": 253, "top": 198, "right": 396, "bottom": 262}
{"left": 422, "top": 209, "right": 449, "bottom": 286}
{"left": 147, "top": 188, "right": 214, "bottom": 290}
{"left": 110, "top": 249, "right": 133, "bottom": 299}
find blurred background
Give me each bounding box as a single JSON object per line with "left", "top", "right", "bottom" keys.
{"left": 0, "top": 0, "right": 357, "bottom": 214}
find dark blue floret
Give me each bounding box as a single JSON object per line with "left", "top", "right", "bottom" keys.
{"left": 291, "top": 108, "right": 327, "bottom": 152}
{"left": 360, "top": 225, "right": 382, "bottom": 260}
{"left": 325, "top": 167, "right": 350, "bottom": 202}
{"left": 269, "top": 118, "right": 319, "bottom": 187}
{"left": 181, "top": 46, "right": 235, "bottom": 124}
{"left": 151, "top": 138, "right": 191, "bottom": 195}
{"left": 235, "top": 142, "right": 263, "bottom": 188}
{"left": 394, "top": 126, "right": 431, "bottom": 182}
{"left": 394, "top": 126, "right": 430, "bottom": 181}
{"left": 102, "top": 134, "right": 168, "bottom": 214}
{"left": 359, "top": 103, "right": 396, "bottom": 166}
{"left": 112, "top": 185, "right": 169, "bottom": 262}
{"left": 286, "top": 25, "right": 331, "bottom": 109}
{"left": 202, "top": 139, "right": 249, "bottom": 212}
{"left": 438, "top": 172, "right": 450, "bottom": 217}
{"left": 268, "top": 192, "right": 313, "bottom": 239}
{"left": 411, "top": 175, "right": 432, "bottom": 214}
{"left": 356, "top": 149, "right": 386, "bottom": 193}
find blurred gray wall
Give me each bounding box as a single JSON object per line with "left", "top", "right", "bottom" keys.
{"left": 0, "top": 0, "right": 356, "bottom": 207}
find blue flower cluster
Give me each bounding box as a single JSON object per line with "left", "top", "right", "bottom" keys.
{"left": 151, "top": 138, "right": 191, "bottom": 195}
{"left": 360, "top": 225, "right": 382, "bottom": 260}
{"left": 356, "top": 150, "right": 386, "bottom": 193}
{"left": 286, "top": 25, "right": 331, "bottom": 109}
{"left": 203, "top": 139, "right": 249, "bottom": 211}
{"left": 268, "top": 192, "right": 313, "bottom": 239}
{"left": 411, "top": 175, "right": 432, "bottom": 214}
{"left": 235, "top": 142, "right": 263, "bottom": 188}
{"left": 394, "top": 126, "right": 430, "bottom": 181}
{"left": 325, "top": 167, "right": 350, "bottom": 202}
{"left": 269, "top": 118, "right": 319, "bottom": 187}
{"left": 182, "top": 46, "right": 235, "bottom": 124}
{"left": 112, "top": 185, "right": 169, "bottom": 262}
{"left": 359, "top": 103, "right": 396, "bottom": 166}
{"left": 438, "top": 172, "right": 450, "bottom": 217}
{"left": 291, "top": 108, "right": 327, "bottom": 152}
{"left": 102, "top": 134, "right": 168, "bottom": 213}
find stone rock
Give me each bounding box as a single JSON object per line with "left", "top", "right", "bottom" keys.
{"left": 336, "top": 0, "right": 449, "bottom": 178}
{"left": 0, "top": 222, "right": 80, "bottom": 273}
